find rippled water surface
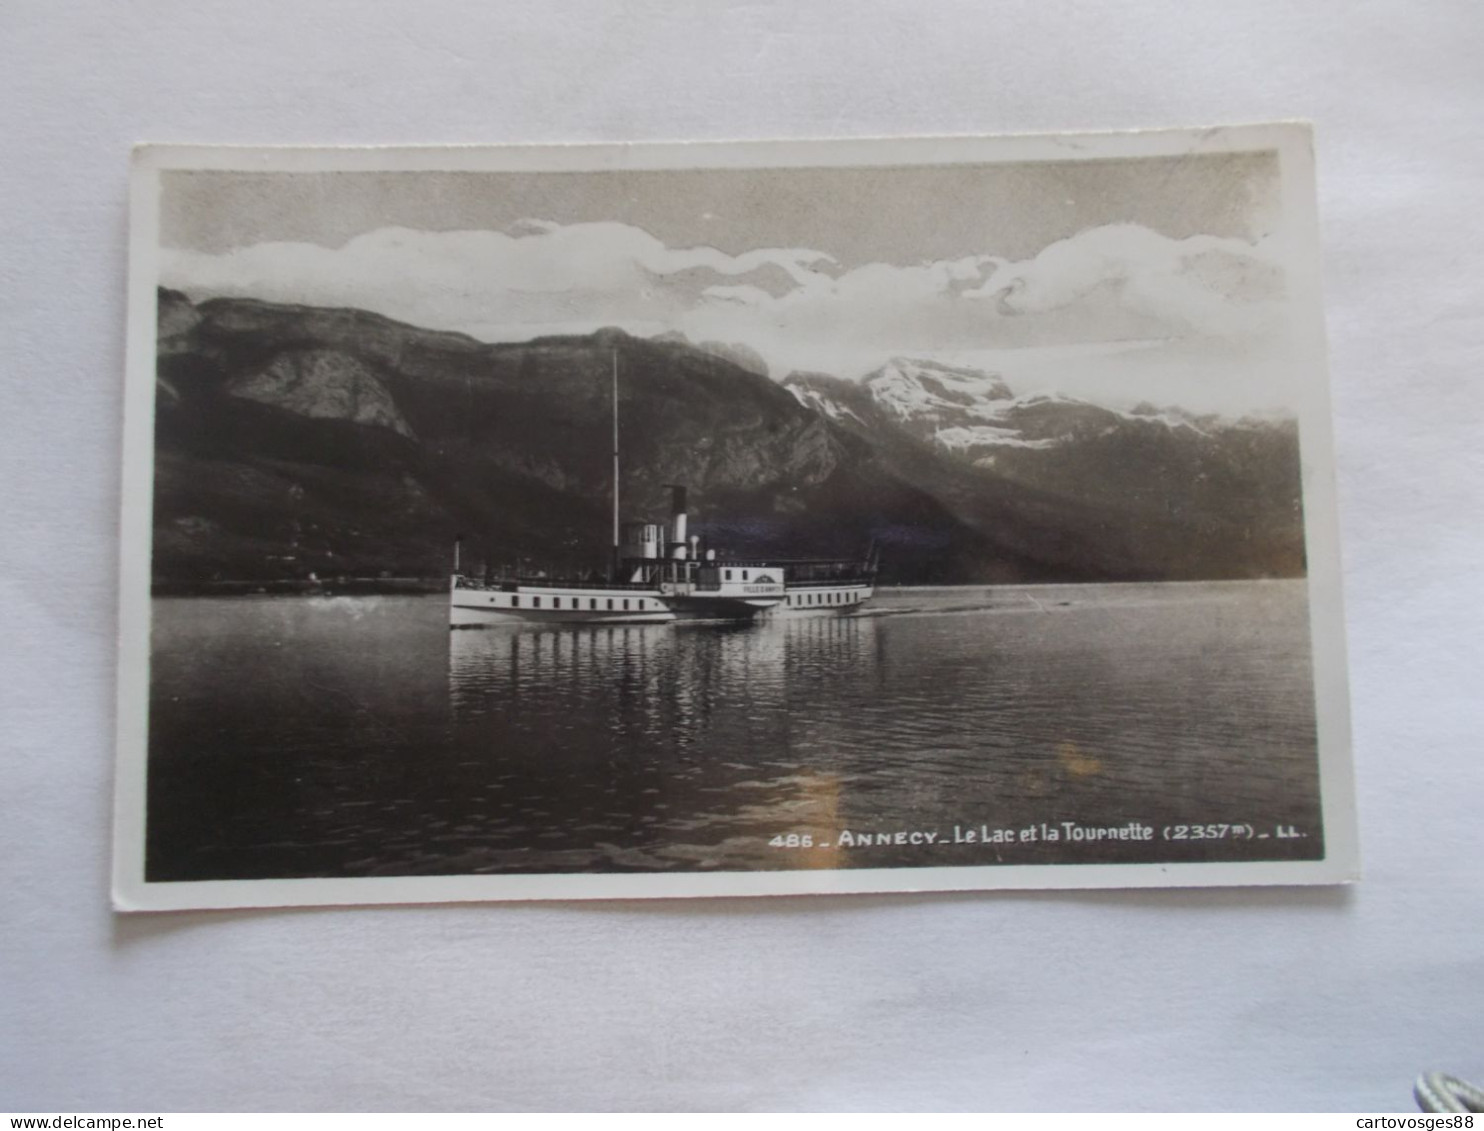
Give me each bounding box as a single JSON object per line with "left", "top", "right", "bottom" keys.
{"left": 147, "top": 582, "right": 1323, "bottom": 880}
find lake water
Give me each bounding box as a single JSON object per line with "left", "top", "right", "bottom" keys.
{"left": 145, "top": 582, "right": 1324, "bottom": 880}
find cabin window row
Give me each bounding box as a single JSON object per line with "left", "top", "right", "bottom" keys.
{"left": 785, "top": 591, "right": 854, "bottom": 607}
{"left": 722, "top": 569, "right": 754, "bottom": 582}
{"left": 509, "top": 596, "right": 646, "bottom": 611}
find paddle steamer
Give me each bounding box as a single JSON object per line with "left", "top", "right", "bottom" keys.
{"left": 448, "top": 353, "right": 876, "bottom": 627}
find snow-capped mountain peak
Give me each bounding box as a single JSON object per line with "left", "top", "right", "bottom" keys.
{"left": 864, "top": 357, "right": 1014, "bottom": 422}
{"left": 784, "top": 355, "right": 1291, "bottom": 469}
{"left": 785, "top": 382, "right": 864, "bottom": 425}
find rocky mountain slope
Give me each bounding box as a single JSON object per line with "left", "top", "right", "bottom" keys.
{"left": 150, "top": 290, "right": 1306, "bottom": 587}
{"left": 785, "top": 359, "right": 1305, "bottom": 580}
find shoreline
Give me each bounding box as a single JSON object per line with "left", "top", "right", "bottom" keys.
{"left": 150, "top": 575, "right": 1308, "bottom": 598}
{"left": 885, "top": 577, "right": 1306, "bottom": 593}
{"left": 151, "top": 578, "right": 448, "bottom": 597}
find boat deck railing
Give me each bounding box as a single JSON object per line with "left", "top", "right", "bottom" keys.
{"left": 712, "top": 558, "right": 871, "bottom": 569}
{"left": 453, "top": 574, "right": 658, "bottom": 592}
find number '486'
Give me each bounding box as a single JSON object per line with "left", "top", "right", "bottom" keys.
{"left": 769, "top": 834, "right": 814, "bottom": 848}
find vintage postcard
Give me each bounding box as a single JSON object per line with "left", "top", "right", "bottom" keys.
{"left": 113, "top": 126, "right": 1356, "bottom": 910}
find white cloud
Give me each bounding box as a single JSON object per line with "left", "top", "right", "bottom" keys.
{"left": 162, "top": 222, "right": 835, "bottom": 337}
{"left": 966, "top": 223, "right": 1285, "bottom": 338}
{"left": 162, "top": 219, "right": 1290, "bottom": 409}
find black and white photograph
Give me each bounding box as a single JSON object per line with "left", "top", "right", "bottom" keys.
{"left": 113, "top": 126, "right": 1356, "bottom": 909}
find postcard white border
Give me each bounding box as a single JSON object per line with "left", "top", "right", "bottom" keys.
{"left": 113, "top": 124, "right": 1356, "bottom": 911}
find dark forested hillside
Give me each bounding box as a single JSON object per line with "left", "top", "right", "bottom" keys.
{"left": 151, "top": 289, "right": 1306, "bottom": 588}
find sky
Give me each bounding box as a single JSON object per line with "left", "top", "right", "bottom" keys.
{"left": 157, "top": 153, "right": 1298, "bottom": 413}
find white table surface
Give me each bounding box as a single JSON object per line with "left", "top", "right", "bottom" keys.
{"left": 2, "top": 0, "right": 1480, "bottom": 1112}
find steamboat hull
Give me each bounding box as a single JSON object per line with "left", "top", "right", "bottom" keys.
{"left": 665, "top": 595, "right": 781, "bottom": 621}
{"left": 450, "top": 580, "right": 674, "bottom": 628}
{"left": 449, "top": 604, "right": 675, "bottom": 627}
{"left": 771, "top": 583, "right": 875, "bottom": 617}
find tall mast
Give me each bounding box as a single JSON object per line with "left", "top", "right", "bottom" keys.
{"left": 611, "top": 349, "right": 620, "bottom": 575}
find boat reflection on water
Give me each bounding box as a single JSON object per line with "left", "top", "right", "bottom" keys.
{"left": 442, "top": 614, "right": 879, "bottom": 871}
{"left": 448, "top": 614, "right": 878, "bottom": 733}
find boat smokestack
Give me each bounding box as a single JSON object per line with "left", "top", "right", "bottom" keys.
{"left": 668, "top": 484, "right": 688, "bottom": 555}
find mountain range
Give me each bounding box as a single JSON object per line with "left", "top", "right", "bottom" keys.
{"left": 150, "top": 289, "right": 1306, "bottom": 588}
